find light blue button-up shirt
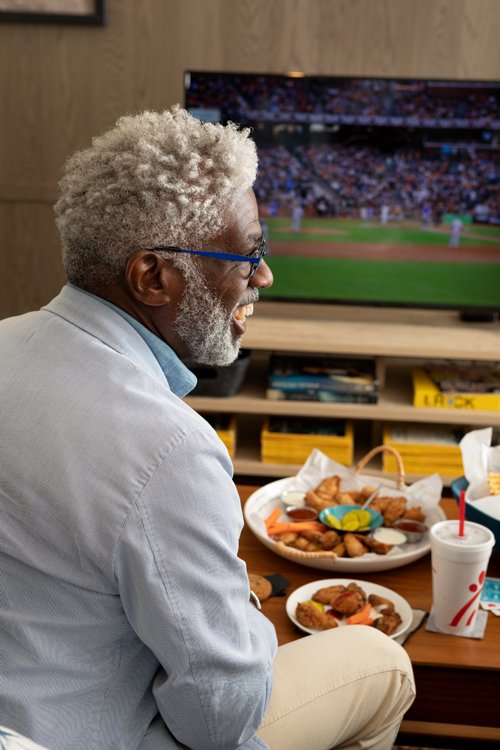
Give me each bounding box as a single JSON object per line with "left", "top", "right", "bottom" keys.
{"left": 76, "top": 286, "right": 197, "bottom": 398}
{"left": 0, "top": 285, "right": 277, "bottom": 750}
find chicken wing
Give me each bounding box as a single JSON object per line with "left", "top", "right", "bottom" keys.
{"left": 312, "top": 585, "right": 346, "bottom": 605}
{"left": 372, "top": 611, "right": 402, "bottom": 635}
{"left": 369, "top": 594, "right": 395, "bottom": 612}
{"left": 296, "top": 601, "right": 338, "bottom": 630}
{"left": 402, "top": 506, "right": 426, "bottom": 523}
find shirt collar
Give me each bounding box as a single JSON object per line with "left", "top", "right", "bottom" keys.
{"left": 72, "top": 285, "right": 197, "bottom": 398}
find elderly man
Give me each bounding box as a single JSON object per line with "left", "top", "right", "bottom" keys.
{"left": 0, "top": 106, "right": 414, "bottom": 750}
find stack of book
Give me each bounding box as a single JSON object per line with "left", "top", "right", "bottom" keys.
{"left": 412, "top": 362, "right": 500, "bottom": 411}
{"left": 383, "top": 423, "right": 464, "bottom": 476}
{"left": 204, "top": 414, "right": 237, "bottom": 458}
{"left": 266, "top": 355, "right": 379, "bottom": 404}
{"left": 261, "top": 417, "right": 354, "bottom": 465}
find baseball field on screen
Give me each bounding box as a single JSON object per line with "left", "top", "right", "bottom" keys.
{"left": 260, "top": 217, "right": 500, "bottom": 308}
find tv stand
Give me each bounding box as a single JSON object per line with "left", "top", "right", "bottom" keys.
{"left": 460, "top": 311, "right": 497, "bottom": 323}
{"left": 185, "top": 302, "right": 500, "bottom": 484}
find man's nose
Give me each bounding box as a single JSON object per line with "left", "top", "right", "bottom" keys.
{"left": 252, "top": 259, "right": 273, "bottom": 289}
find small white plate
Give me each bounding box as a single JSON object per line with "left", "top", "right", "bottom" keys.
{"left": 286, "top": 578, "right": 412, "bottom": 639}
{"left": 244, "top": 476, "right": 445, "bottom": 573}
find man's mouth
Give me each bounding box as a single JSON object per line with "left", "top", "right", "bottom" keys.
{"left": 233, "top": 303, "right": 254, "bottom": 323}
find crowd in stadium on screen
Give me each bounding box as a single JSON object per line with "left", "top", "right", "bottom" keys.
{"left": 253, "top": 144, "right": 499, "bottom": 225}
{"left": 187, "top": 74, "right": 499, "bottom": 224}
{"left": 188, "top": 74, "right": 500, "bottom": 126}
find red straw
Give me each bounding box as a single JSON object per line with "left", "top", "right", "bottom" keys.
{"left": 459, "top": 489, "right": 466, "bottom": 537}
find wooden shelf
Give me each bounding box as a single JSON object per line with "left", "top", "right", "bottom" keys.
{"left": 185, "top": 303, "right": 500, "bottom": 483}
{"left": 243, "top": 302, "right": 500, "bottom": 360}
{"left": 186, "top": 362, "right": 500, "bottom": 427}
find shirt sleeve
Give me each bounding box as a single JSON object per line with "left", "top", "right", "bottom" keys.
{"left": 113, "top": 425, "right": 277, "bottom": 750}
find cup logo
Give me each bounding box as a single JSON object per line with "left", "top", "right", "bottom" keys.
{"left": 448, "top": 570, "right": 486, "bottom": 628}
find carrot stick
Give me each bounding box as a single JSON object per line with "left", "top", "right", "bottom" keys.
{"left": 347, "top": 603, "right": 373, "bottom": 625}
{"left": 267, "top": 521, "right": 325, "bottom": 535}
{"left": 355, "top": 617, "right": 374, "bottom": 626}
{"left": 264, "top": 507, "right": 282, "bottom": 528}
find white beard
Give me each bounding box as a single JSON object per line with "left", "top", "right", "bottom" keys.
{"left": 173, "top": 259, "right": 254, "bottom": 366}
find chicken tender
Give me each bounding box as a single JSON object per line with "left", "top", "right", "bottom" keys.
{"left": 331, "top": 541, "right": 346, "bottom": 557}
{"left": 344, "top": 533, "right": 368, "bottom": 557}
{"left": 353, "top": 533, "right": 393, "bottom": 555}
{"left": 371, "top": 496, "right": 406, "bottom": 525}
{"left": 273, "top": 531, "right": 299, "bottom": 545}
{"left": 360, "top": 485, "right": 378, "bottom": 498}
{"left": 314, "top": 475, "right": 341, "bottom": 499}
{"left": 305, "top": 475, "right": 341, "bottom": 510}
{"left": 290, "top": 536, "right": 322, "bottom": 551}
{"left": 321, "top": 530, "right": 341, "bottom": 549}
{"left": 402, "top": 506, "right": 426, "bottom": 523}
{"left": 296, "top": 601, "right": 338, "bottom": 630}
{"left": 336, "top": 492, "right": 358, "bottom": 505}
{"left": 304, "top": 490, "right": 334, "bottom": 512}
{"left": 301, "top": 529, "right": 328, "bottom": 545}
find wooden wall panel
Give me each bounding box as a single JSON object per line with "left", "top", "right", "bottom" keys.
{"left": 0, "top": 204, "right": 64, "bottom": 316}
{"left": 0, "top": 0, "right": 499, "bottom": 317}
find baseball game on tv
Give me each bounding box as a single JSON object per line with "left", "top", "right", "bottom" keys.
{"left": 185, "top": 71, "right": 500, "bottom": 315}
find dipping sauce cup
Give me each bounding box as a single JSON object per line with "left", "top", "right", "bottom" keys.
{"left": 285, "top": 505, "right": 318, "bottom": 522}
{"left": 393, "top": 519, "right": 427, "bottom": 543}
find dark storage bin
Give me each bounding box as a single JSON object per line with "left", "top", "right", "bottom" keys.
{"left": 190, "top": 349, "right": 251, "bottom": 397}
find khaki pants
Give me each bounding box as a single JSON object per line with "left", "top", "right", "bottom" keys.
{"left": 257, "top": 626, "right": 415, "bottom": 750}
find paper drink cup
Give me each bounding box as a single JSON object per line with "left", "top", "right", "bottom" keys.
{"left": 430, "top": 520, "right": 495, "bottom": 635}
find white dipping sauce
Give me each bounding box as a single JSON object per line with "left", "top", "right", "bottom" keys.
{"left": 280, "top": 490, "right": 306, "bottom": 508}
{"left": 373, "top": 527, "right": 407, "bottom": 546}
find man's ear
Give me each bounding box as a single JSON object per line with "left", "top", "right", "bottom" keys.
{"left": 125, "top": 251, "right": 181, "bottom": 306}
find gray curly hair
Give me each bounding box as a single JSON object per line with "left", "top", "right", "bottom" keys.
{"left": 54, "top": 105, "right": 258, "bottom": 290}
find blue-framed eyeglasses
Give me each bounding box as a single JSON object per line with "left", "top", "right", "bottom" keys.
{"left": 151, "top": 234, "right": 268, "bottom": 278}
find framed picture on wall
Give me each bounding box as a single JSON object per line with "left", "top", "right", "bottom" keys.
{"left": 0, "top": 0, "right": 105, "bottom": 24}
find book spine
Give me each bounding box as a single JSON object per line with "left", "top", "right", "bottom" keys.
{"left": 267, "top": 378, "right": 376, "bottom": 394}
{"left": 266, "top": 389, "right": 378, "bottom": 403}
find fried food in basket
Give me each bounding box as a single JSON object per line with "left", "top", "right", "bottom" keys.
{"left": 306, "top": 475, "right": 425, "bottom": 528}
{"left": 272, "top": 528, "right": 392, "bottom": 558}
{"left": 305, "top": 477, "right": 377, "bottom": 511}
{"left": 269, "top": 474, "right": 427, "bottom": 558}
{"left": 296, "top": 582, "right": 402, "bottom": 635}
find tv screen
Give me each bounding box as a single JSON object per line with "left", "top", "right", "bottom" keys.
{"left": 185, "top": 71, "right": 500, "bottom": 314}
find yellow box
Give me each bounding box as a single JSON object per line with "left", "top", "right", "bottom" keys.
{"left": 412, "top": 367, "right": 500, "bottom": 410}
{"left": 205, "top": 414, "right": 237, "bottom": 458}
{"left": 261, "top": 419, "right": 354, "bottom": 466}
{"left": 383, "top": 424, "right": 463, "bottom": 475}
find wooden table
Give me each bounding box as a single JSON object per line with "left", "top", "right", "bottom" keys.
{"left": 237, "top": 486, "right": 500, "bottom": 746}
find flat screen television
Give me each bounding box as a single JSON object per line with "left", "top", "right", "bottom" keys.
{"left": 185, "top": 71, "right": 500, "bottom": 316}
